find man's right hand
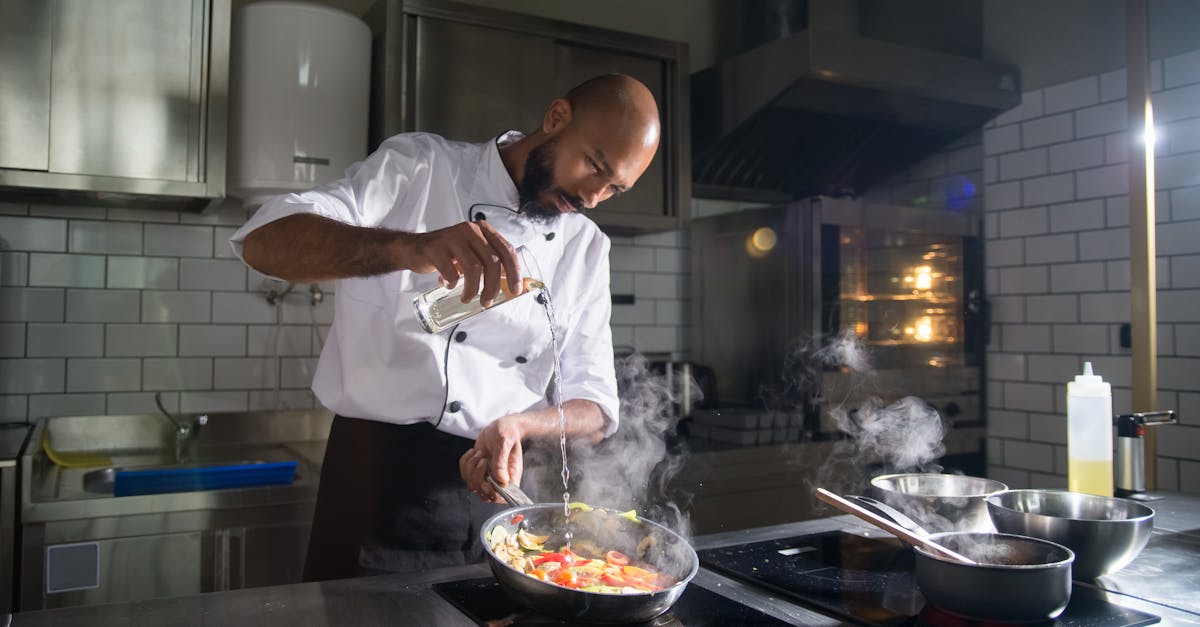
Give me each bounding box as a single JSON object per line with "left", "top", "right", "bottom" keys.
{"left": 398, "top": 220, "right": 521, "bottom": 307}
{"left": 460, "top": 414, "right": 526, "bottom": 504}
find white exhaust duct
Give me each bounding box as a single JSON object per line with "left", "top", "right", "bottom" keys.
{"left": 228, "top": 1, "right": 370, "bottom": 208}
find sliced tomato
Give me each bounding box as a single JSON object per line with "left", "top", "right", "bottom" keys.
{"left": 622, "top": 564, "right": 656, "bottom": 580}
{"left": 604, "top": 550, "right": 629, "bottom": 566}
{"left": 520, "top": 547, "right": 664, "bottom": 593}
{"left": 511, "top": 514, "right": 524, "bottom": 525}
{"left": 601, "top": 572, "right": 626, "bottom": 587}
{"left": 552, "top": 568, "right": 580, "bottom": 588}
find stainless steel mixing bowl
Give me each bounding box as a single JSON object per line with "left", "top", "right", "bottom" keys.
{"left": 869, "top": 473, "right": 1009, "bottom": 533}
{"left": 986, "top": 489, "right": 1155, "bottom": 580}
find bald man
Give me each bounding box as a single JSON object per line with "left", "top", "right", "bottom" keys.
{"left": 230, "top": 74, "right": 660, "bottom": 580}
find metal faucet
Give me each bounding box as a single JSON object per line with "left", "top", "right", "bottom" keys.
{"left": 154, "top": 392, "right": 207, "bottom": 464}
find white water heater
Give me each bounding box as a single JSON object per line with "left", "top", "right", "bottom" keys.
{"left": 228, "top": 2, "right": 370, "bottom": 207}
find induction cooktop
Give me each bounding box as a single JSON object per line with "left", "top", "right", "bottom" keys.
{"left": 697, "top": 530, "right": 1160, "bottom": 627}
{"left": 434, "top": 576, "right": 792, "bottom": 626}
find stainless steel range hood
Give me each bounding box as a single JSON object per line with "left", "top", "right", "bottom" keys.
{"left": 691, "top": 28, "right": 1021, "bottom": 198}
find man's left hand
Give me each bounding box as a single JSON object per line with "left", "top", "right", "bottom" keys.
{"left": 460, "top": 414, "right": 525, "bottom": 503}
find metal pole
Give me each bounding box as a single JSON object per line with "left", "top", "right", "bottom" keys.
{"left": 1127, "top": 0, "right": 1158, "bottom": 489}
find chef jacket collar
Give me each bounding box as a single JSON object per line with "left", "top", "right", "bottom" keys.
{"left": 466, "top": 131, "right": 559, "bottom": 251}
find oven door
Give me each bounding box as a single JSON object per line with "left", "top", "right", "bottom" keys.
{"left": 816, "top": 197, "right": 986, "bottom": 472}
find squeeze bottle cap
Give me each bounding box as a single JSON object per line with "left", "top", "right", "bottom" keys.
{"left": 1069, "top": 361, "right": 1110, "bottom": 396}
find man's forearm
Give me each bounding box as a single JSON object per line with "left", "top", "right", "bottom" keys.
{"left": 242, "top": 214, "right": 410, "bottom": 283}
{"left": 517, "top": 399, "right": 608, "bottom": 443}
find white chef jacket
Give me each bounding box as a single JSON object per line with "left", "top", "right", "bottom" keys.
{"left": 229, "top": 131, "right": 619, "bottom": 439}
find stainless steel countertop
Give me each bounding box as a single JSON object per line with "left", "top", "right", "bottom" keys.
{"left": 4, "top": 563, "right": 844, "bottom": 627}
{"left": 0, "top": 425, "right": 30, "bottom": 468}
{"left": 9, "top": 493, "right": 1200, "bottom": 626}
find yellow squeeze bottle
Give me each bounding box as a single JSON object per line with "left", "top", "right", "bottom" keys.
{"left": 1067, "top": 362, "right": 1113, "bottom": 496}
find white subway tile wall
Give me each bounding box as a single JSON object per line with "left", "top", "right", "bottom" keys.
{"left": 0, "top": 198, "right": 696, "bottom": 421}
{"left": 0, "top": 204, "right": 318, "bottom": 421}
{"left": 608, "top": 225, "right": 692, "bottom": 358}
{"left": 984, "top": 47, "right": 1200, "bottom": 493}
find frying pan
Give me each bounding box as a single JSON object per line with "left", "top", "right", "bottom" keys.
{"left": 479, "top": 480, "right": 699, "bottom": 624}
{"left": 915, "top": 531, "right": 1074, "bottom": 622}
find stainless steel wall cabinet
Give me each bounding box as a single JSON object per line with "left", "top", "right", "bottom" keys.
{"left": 0, "top": 0, "right": 230, "bottom": 210}
{"left": 365, "top": 0, "right": 690, "bottom": 234}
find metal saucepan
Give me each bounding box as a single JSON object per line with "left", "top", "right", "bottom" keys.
{"left": 987, "top": 489, "right": 1155, "bottom": 579}
{"left": 480, "top": 480, "right": 699, "bottom": 623}
{"left": 914, "top": 531, "right": 1075, "bottom": 623}
{"left": 818, "top": 487, "right": 1075, "bottom": 622}
{"left": 870, "top": 473, "right": 1009, "bottom": 533}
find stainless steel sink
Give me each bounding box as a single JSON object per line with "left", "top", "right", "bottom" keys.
{"left": 20, "top": 408, "right": 334, "bottom": 611}
{"left": 81, "top": 466, "right": 119, "bottom": 494}
{"left": 26, "top": 409, "right": 332, "bottom": 505}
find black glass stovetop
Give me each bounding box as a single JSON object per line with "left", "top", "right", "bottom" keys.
{"left": 434, "top": 576, "right": 791, "bottom": 626}
{"left": 697, "top": 531, "right": 1160, "bottom": 627}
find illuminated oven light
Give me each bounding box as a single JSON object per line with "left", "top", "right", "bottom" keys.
{"left": 913, "top": 316, "right": 934, "bottom": 342}
{"left": 914, "top": 265, "right": 933, "bottom": 290}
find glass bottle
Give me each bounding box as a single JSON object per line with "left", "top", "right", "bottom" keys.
{"left": 413, "top": 275, "right": 544, "bottom": 333}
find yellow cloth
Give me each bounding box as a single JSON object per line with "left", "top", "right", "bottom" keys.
{"left": 40, "top": 428, "right": 112, "bottom": 468}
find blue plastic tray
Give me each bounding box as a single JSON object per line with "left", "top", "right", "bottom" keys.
{"left": 113, "top": 461, "right": 298, "bottom": 497}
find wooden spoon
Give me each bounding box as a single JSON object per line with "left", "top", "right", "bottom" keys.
{"left": 816, "top": 487, "right": 978, "bottom": 565}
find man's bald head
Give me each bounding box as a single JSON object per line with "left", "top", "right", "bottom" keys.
{"left": 562, "top": 74, "right": 660, "bottom": 150}
{"left": 508, "top": 74, "right": 662, "bottom": 222}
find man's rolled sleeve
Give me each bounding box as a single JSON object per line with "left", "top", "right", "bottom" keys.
{"left": 227, "top": 133, "right": 426, "bottom": 272}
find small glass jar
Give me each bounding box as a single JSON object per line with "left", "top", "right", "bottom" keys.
{"left": 413, "top": 275, "right": 544, "bottom": 333}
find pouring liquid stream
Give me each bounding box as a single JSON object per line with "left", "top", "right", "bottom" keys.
{"left": 537, "top": 287, "right": 572, "bottom": 546}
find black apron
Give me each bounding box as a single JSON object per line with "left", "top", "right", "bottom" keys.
{"left": 302, "top": 415, "right": 505, "bottom": 581}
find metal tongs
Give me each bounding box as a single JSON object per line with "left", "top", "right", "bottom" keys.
{"left": 487, "top": 475, "right": 534, "bottom": 507}
{"left": 816, "top": 488, "right": 978, "bottom": 565}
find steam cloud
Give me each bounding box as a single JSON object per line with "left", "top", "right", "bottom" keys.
{"left": 828, "top": 397, "right": 947, "bottom": 471}
{"left": 766, "top": 331, "right": 949, "bottom": 499}
{"left": 759, "top": 329, "right": 873, "bottom": 416}
{"left": 525, "top": 354, "right": 694, "bottom": 538}
{"left": 523, "top": 330, "right": 951, "bottom": 539}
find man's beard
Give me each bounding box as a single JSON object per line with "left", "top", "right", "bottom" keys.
{"left": 517, "top": 139, "right": 582, "bottom": 224}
